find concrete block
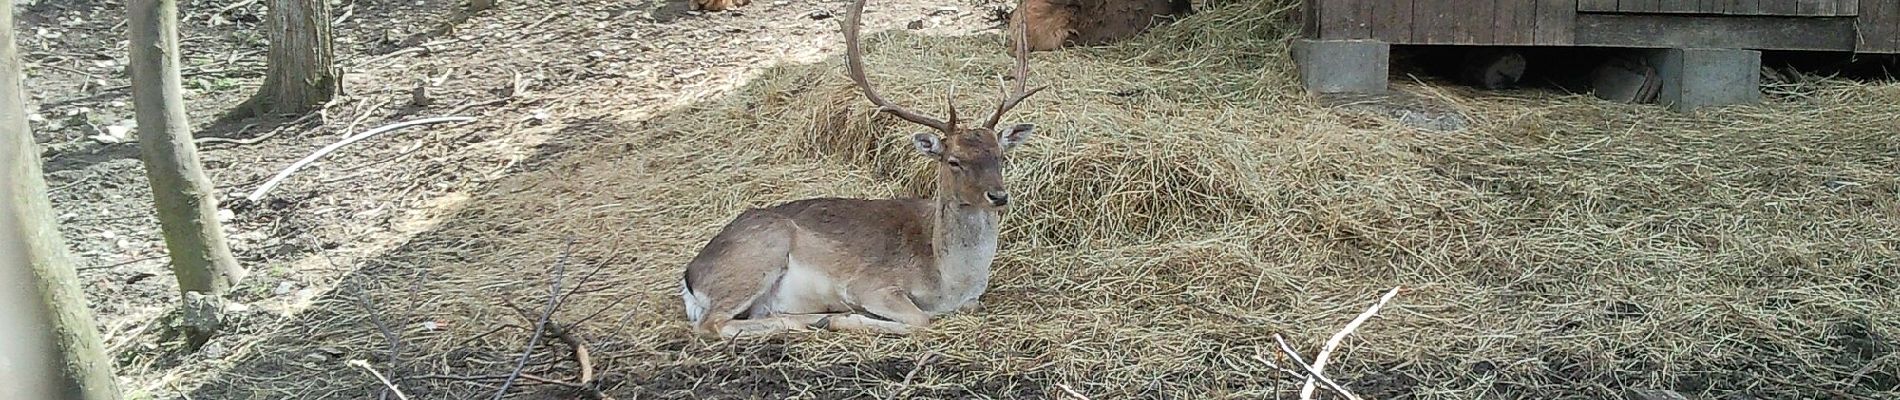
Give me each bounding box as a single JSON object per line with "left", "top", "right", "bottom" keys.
{"left": 1292, "top": 39, "right": 1389, "bottom": 95}
{"left": 1645, "top": 48, "right": 1761, "bottom": 112}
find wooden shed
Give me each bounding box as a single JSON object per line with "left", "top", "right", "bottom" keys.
{"left": 1291, "top": 0, "right": 1900, "bottom": 110}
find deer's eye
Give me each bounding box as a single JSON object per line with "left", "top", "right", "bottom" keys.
{"left": 947, "top": 160, "right": 963, "bottom": 168}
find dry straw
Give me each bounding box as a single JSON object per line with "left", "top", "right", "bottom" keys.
{"left": 186, "top": 0, "right": 1897, "bottom": 399}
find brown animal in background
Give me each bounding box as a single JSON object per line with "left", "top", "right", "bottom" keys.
{"left": 680, "top": 0, "right": 1047, "bottom": 339}
{"left": 691, "top": 0, "right": 749, "bottom": 12}
{"left": 1007, "top": 0, "right": 1194, "bottom": 55}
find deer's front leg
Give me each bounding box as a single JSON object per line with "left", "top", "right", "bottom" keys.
{"left": 816, "top": 286, "right": 931, "bottom": 335}
{"left": 955, "top": 299, "right": 983, "bottom": 314}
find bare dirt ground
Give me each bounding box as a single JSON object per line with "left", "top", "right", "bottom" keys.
{"left": 24, "top": 0, "right": 1007, "bottom": 397}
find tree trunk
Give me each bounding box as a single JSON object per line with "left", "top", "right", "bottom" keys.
{"left": 1, "top": 1, "right": 126, "bottom": 398}
{"left": 242, "top": 0, "right": 337, "bottom": 117}
{"left": 128, "top": 0, "right": 248, "bottom": 341}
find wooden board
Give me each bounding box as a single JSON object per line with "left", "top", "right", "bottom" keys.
{"left": 1410, "top": 0, "right": 1458, "bottom": 43}
{"left": 1318, "top": 0, "right": 1371, "bottom": 40}
{"left": 1577, "top": 0, "right": 1859, "bottom": 15}
{"left": 1464, "top": 0, "right": 1498, "bottom": 42}
{"left": 1370, "top": 0, "right": 1416, "bottom": 42}
{"left": 1860, "top": 0, "right": 1900, "bottom": 52}
{"left": 1494, "top": 0, "right": 1539, "bottom": 44}
{"left": 1578, "top": 0, "right": 1616, "bottom": 12}
{"left": 1302, "top": 0, "right": 1891, "bottom": 52}
{"left": 1535, "top": 0, "right": 1579, "bottom": 44}
{"left": 1659, "top": 0, "right": 1698, "bottom": 13}
{"left": 1302, "top": 0, "right": 1319, "bottom": 38}
{"left": 1574, "top": 13, "right": 1859, "bottom": 50}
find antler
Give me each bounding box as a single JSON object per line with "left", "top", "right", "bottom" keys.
{"left": 843, "top": 0, "right": 953, "bottom": 132}
{"left": 981, "top": 14, "right": 1048, "bottom": 130}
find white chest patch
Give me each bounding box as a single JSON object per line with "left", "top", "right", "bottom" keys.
{"left": 926, "top": 237, "right": 997, "bottom": 314}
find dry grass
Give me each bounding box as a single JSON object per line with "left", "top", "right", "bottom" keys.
{"left": 182, "top": 0, "right": 1897, "bottom": 399}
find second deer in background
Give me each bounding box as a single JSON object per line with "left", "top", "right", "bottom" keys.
{"left": 1007, "top": 0, "right": 1194, "bottom": 55}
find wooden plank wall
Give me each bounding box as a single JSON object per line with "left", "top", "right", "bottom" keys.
{"left": 1306, "top": 0, "right": 1898, "bottom": 53}
{"left": 1862, "top": 0, "right": 1900, "bottom": 52}
{"left": 1578, "top": 0, "right": 1860, "bottom": 15}
{"left": 1312, "top": 0, "right": 1577, "bottom": 45}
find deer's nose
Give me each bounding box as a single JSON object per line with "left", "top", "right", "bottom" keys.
{"left": 985, "top": 191, "right": 1009, "bottom": 206}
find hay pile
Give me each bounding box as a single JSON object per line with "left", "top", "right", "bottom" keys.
{"left": 208, "top": 0, "right": 1896, "bottom": 398}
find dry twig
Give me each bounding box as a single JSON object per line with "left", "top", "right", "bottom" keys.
{"left": 349, "top": 359, "right": 412, "bottom": 400}
{"left": 1273, "top": 334, "right": 1362, "bottom": 400}
{"left": 194, "top": 112, "right": 321, "bottom": 146}
{"left": 492, "top": 237, "right": 576, "bottom": 400}
{"left": 408, "top": 373, "right": 582, "bottom": 389}
{"left": 1056, "top": 383, "right": 1091, "bottom": 400}
{"left": 1300, "top": 287, "right": 1401, "bottom": 400}
{"left": 246, "top": 116, "right": 475, "bottom": 201}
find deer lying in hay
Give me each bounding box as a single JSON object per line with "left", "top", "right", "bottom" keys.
{"left": 690, "top": 0, "right": 746, "bottom": 11}
{"left": 680, "top": 0, "right": 1047, "bottom": 338}
{"left": 1007, "top": 0, "right": 1193, "bottom": 55}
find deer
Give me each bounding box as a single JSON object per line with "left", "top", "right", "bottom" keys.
{"left": 1006, "top": 0, "right": 1193, "bottom": 56}
{"left": 690, "top": 0, "right": 748, "bottom": 12}
{"left": 679, "top": 0, "right": 1047, "bottom": 339}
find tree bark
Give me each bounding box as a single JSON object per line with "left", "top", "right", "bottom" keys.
{"left": 242, "top": 0, "right": 337, "bottom": 117}
{"left": 128, "top": 0, "right": 248, "bottom": 340}
{"left": 2, "top": 1, "right": 126, "bottom": 398}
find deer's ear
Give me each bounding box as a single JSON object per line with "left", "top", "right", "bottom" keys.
{"left": 998, "top": 123, "right": 1035, "bottom": 151}
{"left": 911, "top": 132, "right": 945, "bottom": 158}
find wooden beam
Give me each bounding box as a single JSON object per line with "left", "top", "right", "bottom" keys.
{"left": 1574, "top": 14, "right": 1859, "bottom": 51}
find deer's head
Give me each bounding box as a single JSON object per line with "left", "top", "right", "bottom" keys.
{"left": 843, "top": 0, "right": 1046, "bottom": 210}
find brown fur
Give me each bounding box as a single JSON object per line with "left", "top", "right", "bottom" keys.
{"left": 1006, "top": 0, "right": 1193, "bottom": 54}
{"left": 690, "top": 0, "right": 750, "bottom": 11}
{"left": 679, "top": 0, "right": 1045, "bottom": 339}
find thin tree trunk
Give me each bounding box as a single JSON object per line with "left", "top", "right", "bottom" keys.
{"left": 2, "top": 1, "right": 125, "bottom": 398}
{"left": 128, "top": 0, "right": 248, "bottom": 341}
{"left": 242, "top": 0, "right": 337, "bottom": 117}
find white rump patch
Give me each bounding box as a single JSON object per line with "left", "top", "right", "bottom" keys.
{"left": 682, "top": 279, "right": 710, "bottom": 322}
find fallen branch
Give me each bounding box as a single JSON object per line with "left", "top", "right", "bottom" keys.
{"left": 355, "top": 290, "right": 405, "bottom": 400}
{"left": 407, "top": 373, "right": 586, "bottom": 389}
{"left": 216, "top": 0, "right": 259, "bottom": 15}
{"left": 1299, "top": 287, "right": 1401, "bottom": 400}
{"left": 349, "top": 359, "right": 413, "bottom": 400}
{"left": 194, "top": 108, "right": 321, "bottom": 146}
{"left": 351, "top": 47, "right": 429, "bottom": 70}
{"left": 444, "top": 98, "right": 512, "bottom": 117}
{"left": 1272, "top": 334, "right": 1361, "bottom": 400}
{"left": 544, "top": 323, "right": 608, "bottom": 399}
{"left": 492, "top": 238, "right": 575, "bottom": 400}
{"left": 245, "top": 116, "right": 474, "bottom": 201}
{"left": 493, "top": 246, "right": 613, "bottom": 400}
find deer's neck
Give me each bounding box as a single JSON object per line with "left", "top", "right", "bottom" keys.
{"left": 930, "top": 181, "right": 1000, "bottom": 299}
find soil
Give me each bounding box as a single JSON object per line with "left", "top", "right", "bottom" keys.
{"left": 21, "top": 0, "right": 1008, "bottom": 396}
